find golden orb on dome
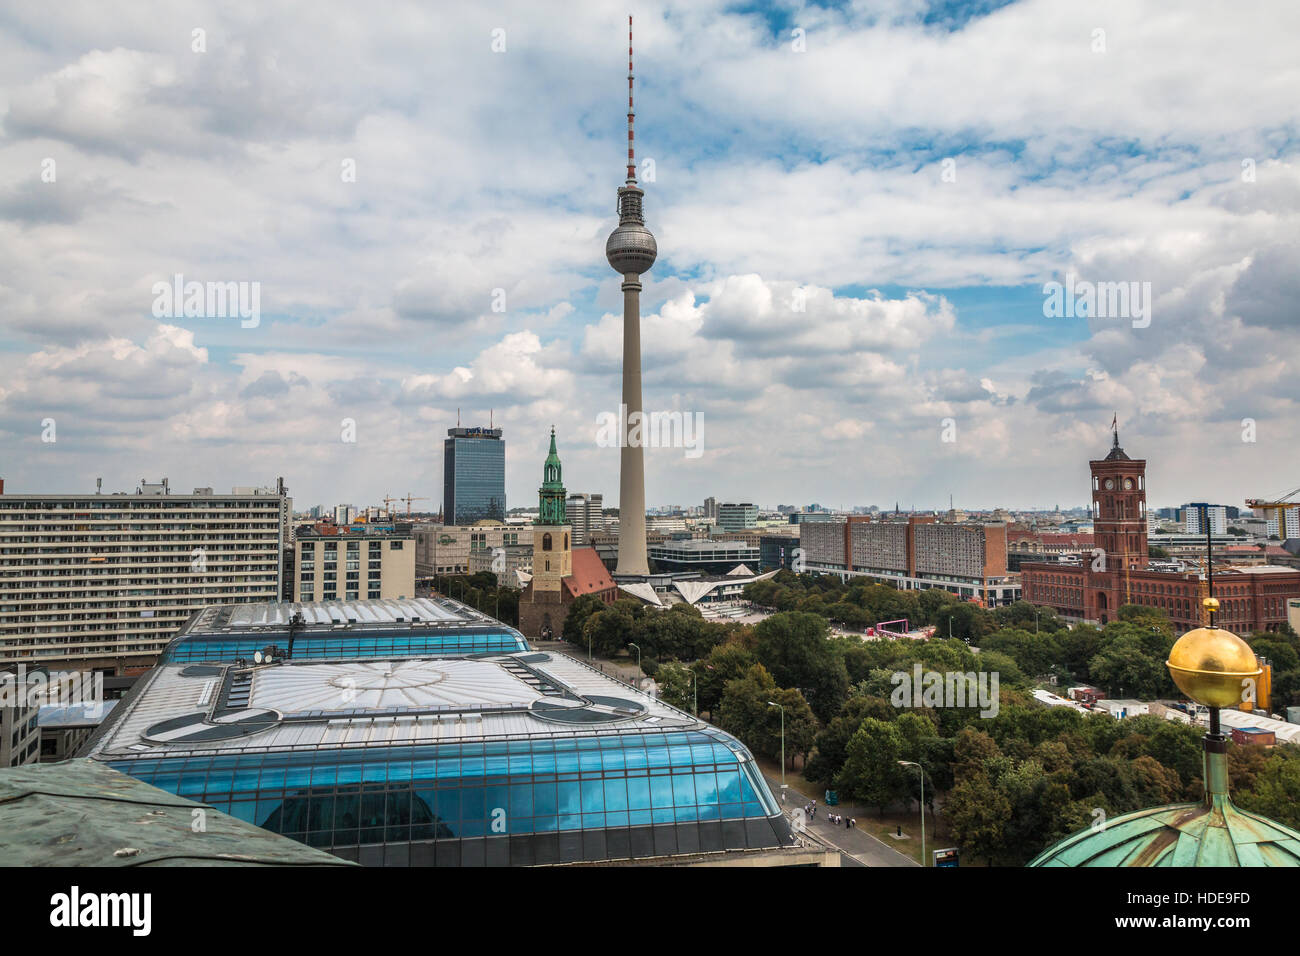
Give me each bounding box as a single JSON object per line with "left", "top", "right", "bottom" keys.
{"left": 1166, "top": 603, "right": 1261, "bottom": 708}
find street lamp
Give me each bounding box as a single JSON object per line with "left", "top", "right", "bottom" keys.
{"left": 948, "top": 616, "right": 953, "bottom": 640}
{"left": 628, "top": 643, "right": 641, "bottom": 688}
{"left": 768, "top": 701, "right": 786, "bottom": 791}
{"left": 899, "top": 760, "right": 925, "bottom": 866}
{"left": 686, "top": 669, "right": 697, "bottom": 716}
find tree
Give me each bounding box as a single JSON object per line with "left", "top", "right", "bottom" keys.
{"left": 562, "top": 594, "right": 607, "bottom": 646}
{"left": 753, "top": 612, "right": 849, "bottom": 722}
{"left": 836, "top": 718, "right": 909, "bottom": 814}
{"left": 805, "top": 695, "right": 894, "bottom": 787}
{"left": 716, "top": 665, "right": 817, "bottom": 766}
{"left": 1238, "top": 748, "right": 1300, "bottom": 830}
{"left": 696, "top": 642, "right": 758, "bottom": 717}
{"left": 946, "top": 771, "right": 1010, "bottom": 865}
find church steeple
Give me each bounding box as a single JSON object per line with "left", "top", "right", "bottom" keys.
{"left": 537, "top": 427, "right": 567, "bottom": 525}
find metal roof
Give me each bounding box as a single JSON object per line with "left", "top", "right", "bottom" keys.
{"left": 86, "top": 651, "right": 702, "bottom": 761}
{"left": 182, "top": 597, "right": 497, "bottom": 636}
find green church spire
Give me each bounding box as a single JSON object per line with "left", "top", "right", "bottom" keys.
{"left": 537, "top": 427, "right": 566, "bottom": 525}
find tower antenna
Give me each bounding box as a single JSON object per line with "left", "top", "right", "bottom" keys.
{"left": 626, "top": 15, "right": 636, "bottom": 183}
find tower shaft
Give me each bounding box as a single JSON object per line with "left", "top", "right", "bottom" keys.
{"left": 616, "top": 274, "right": 648, "bottom": 576}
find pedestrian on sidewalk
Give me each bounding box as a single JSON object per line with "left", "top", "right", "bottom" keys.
{"left": 849, "top": 818, "right": 856, "bottom": 828}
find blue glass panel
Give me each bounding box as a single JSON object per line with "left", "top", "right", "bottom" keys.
{"left": 228, "top": 800, "right": 257, "bottom": 823}
{"left": 580, "top": 778, "right": 604, "bottom": 812}
{"left": 361, "top": 762, "right": 387, "bottom": 783}
{"left": 533, "top": 783, "right": 557, "bottom": 817}
{"left": 485, "top": 753, "right": 509, "bottom": 775}
{"left": 460, "top": 787, "right": 485, "bottom": 823}
{"left": 628, "top": 809, "right": 652, "bottom": 826}
{"left": 652, "top": 807, "right": 676, "bottom": 824}
{"left": 695, "top": 772, "right": 719, "bottom": 806}
{"left": 558, "top": 813, "right": 582, "bottom": 831}
{"left": 582, "top": 812, "right": 605, "bottom": 829}
{"left": 721, "top": 803, "right": 744, "bottom": 819}
{"left": 602, "top": 778, "right": 628, "bottom": 811}
{"left": 387, "top": 759, "right": 413, "bottom": 783}
{"left": 554, "top": 751, "right": 581, "bottom": 773}
{"left": 579, "top": 749, "right": 603, "bottom": 771}
{"left": 509, "top": 783, "right": 533, "bottom": 818}
{"left": 668, "top": 744, "right": 694, "bottom": 766}
{"left": 742, "top": 801, "right": 764, "bottom": 817}
{"left": 258, "top": 765, "right": 287, "bottom": 790}
{"left": 672, "top": 773, "right": 697, "bottom": 808}
{"left": 507, "top": 754, "right": 533, "bottom": 774}
{"left": 256, "top": 799, "right": 282, "bottom": 827}
{"left": 627, "top": 777, "right": 650, "bottom": 810}
{"left": 556, "top": 781, "right": 581, "bottom": 815}
{"left": 718, "top": 769, "right": 742, "bottom": 803}
{"left": 435, "top": 789, "right": 460, "bottom": 824}
{"left": 698, "top": 802, "right": 721, "bottom": 821}
{"left": 649, "top": 776, "right": 674, "bottom": 808}
{"left": 335, "top": 761, "right": 364, "bottom": 786}
{"left": 309, "top": 763, "right": 337, "bottom": 787}
{"left": 605, "top": 810, "right": 629, "bottom": 828}
{"left": 673, "top": 803, "right": 698, "bottom": 823}
{"left": 622, "top": 747, "right": 648, "bottom": 770}
{"left": 483, "top": 785, "right": 508, "bottom": 820}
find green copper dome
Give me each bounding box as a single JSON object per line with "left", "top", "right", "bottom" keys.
{"left": 1029, "top": 743, "right": 1300, "bottom": 867}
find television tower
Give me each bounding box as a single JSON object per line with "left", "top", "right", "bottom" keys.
{"left": 606, "top": 15, "right": 656, "bottom": 577}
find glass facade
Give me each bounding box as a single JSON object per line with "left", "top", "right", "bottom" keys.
{"left": 106, "top": 728, "right": 789, "bottom": 866}
{"left": 160, "top": 627, "right": 529, "bottom": 664}
{"left": 444, "top": 433, "right": 506, "bottom": 525}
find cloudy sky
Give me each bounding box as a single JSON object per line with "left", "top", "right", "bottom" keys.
{"left": 1, "top": 0, "right": 1297, "bottom": 514}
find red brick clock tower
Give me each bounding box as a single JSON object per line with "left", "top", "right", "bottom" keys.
{"left": 1086, "top": 429, "right": 1148, "bottom": 623}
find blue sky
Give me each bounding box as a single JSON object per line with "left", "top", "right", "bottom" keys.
{"left": 1, "top": 0, "right": 1298, "bottom": 513}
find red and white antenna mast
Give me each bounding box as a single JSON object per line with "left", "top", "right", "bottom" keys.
{"left": 627, "top": 15, "right": 636, "bottom": 183}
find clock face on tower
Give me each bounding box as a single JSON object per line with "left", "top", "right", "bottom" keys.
{"left": 1104, "top": 478, "right": 1115, "bottom": 490}
{"left": 1124, "top": 478, "right": 1134, "bottom": 489}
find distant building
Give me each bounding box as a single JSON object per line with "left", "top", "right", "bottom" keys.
{"left": 703, "top": 497, "right": 719, "bottom": 520}
{"left": 648, "top": 540, "right": 760, "bottom": 575}
{"left": 413, "top": 523, "right": 525, "bottom": 577}
{"left": 443, "top": 426, "right": 506, "bottom": 524}
{"left": 566, "top": 492, "right": 604, "bottom": 545}
{"left": 0, "top": 479, "right": 286, "bottom": 673}
{"left": 1022, "top": 433, "right": 1300, "bottom": 632}
{"left": 759, "top": 532, "right": 801, "bottom": 571}
{"left": 1183, "top": 503, "right": 1227, "bottom": 535}
{"left": 801, "top": 515, "right": 1018, "bottom": 606}
{"left": 294, "top": 522, "right": 415, "bottom": 602}
{"left": 717, "top": 502, "right": 758, "bottom": 531}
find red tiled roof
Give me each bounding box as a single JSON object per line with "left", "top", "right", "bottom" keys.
{"left": 563, "top": 547, "right": 617, "bottom": 600}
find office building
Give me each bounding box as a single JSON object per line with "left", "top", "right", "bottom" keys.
{"left": 801, "top": 515, "right": 1019, "bottom": 606}
{"left": 717, "top": 503, "right": 758, "bottom": 532}
{"left": 294, "top": 522, "right": 415, "bottom": 603}
{"left": 648, "top": 540, "right": 760, "bottom": 575}
{"left": 703, "top": 497, "right": 718, "bottom": 521}
{"left": 566, "top": 493, "right": 604, "bottom": 545}
{"left": 414, "top": 524, "right": 526, "bottom": 577}
{"left": 1183, "top": 503, "right": 1227, "bottom": 535}
{"left": 759, "top": 531, "right": 801, "bottom": 572}
{"left": 0, "top": 479, "right": 286, "bottom": 673}
{"left": 443, "top": 426, "right": 506, "bottom": 525}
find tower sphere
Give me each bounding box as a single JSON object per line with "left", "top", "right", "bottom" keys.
{"left": 606, "top": 224, "right": 657, "bottom": 275}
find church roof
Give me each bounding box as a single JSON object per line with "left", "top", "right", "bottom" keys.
{"left": 563, "top": 547, "right": 616, "bottom": 600}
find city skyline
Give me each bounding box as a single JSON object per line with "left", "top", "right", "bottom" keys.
{"left": 1, "top": 3, "right": 1298, "bottom": 511}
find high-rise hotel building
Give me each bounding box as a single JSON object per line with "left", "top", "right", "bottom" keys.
{"left": 0, "top": 478, "right": 286, "bottom": 674}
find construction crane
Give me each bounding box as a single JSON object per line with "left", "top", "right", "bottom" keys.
{"left": 402, "top": 494, "right": 430, "bottom": 516}
{"left": 1245, "top": 485, "right": 1300, "bottom": 540}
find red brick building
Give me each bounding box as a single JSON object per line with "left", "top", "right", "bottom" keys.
{"left": 1022, "top": 433, "right": 1300, "bottom": 633}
